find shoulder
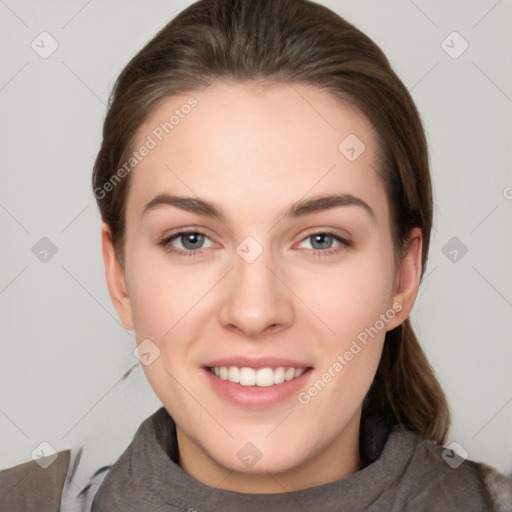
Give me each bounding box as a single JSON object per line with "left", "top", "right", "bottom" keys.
{"left": 475, "top": 461, "right": 512, "bottom": 512}
{"left": 386, "top": 427, "right": 512, "bottom": 511}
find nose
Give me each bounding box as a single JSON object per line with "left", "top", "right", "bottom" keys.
{"left": 218, "top": 243, "right": 294, "bottom": 340}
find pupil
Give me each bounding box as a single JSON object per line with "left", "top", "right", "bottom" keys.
{"left": 183, "top": 233, "right": 203, "bottom": 249}
{"left": 312, "top": 234, "right": 331, "bottom": 250}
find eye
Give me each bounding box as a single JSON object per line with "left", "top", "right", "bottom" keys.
{"left": 159, "top": 229, "right": 215, "bottom": 257}
{"left": 297, "top": 231, "right": 351, "bottom": 256}
{"left": 159, "top": 229, "right": 351, "bottom": 258}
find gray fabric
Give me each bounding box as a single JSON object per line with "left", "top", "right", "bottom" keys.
{"left": 0, "top": 450, "right": 70, "bottom": 512}
{"left": 91, "top": 407, "right": 496, "bottom": 512}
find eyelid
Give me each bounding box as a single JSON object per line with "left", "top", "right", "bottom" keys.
{"left": 159, "top": 227, "right": 351, "bottom": 245}
{"left": 298, "top": 227, "right": 352, "bottom": 242}
{"left": 294, "top": 230, "right": 352, "bottom": 251}
{"left": 159, "top": 227, "right": 352, "bottom": 257}
{"left": 160, "top": 226, "right": 216, "bottom": 242}
{"left": 159, "top": 227, "right": 218, "bottom": 250}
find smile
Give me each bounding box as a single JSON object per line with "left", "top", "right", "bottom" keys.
{"left": 208, "top": 366, "right": 307, "bottom": 387}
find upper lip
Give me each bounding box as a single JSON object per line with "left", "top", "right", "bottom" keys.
{"left": 204, "top": 357, "right": 313, "bottom": 369}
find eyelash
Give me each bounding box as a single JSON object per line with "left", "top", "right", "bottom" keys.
{"left": 158, "top": 228, "right": 352, "bottom": 258}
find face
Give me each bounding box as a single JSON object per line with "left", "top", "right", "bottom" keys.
{"left": 102, "top": 81, "right": 421, "bottom": 491}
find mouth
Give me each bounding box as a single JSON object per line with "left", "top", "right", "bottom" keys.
{"left": 208, "top": 365, "right": 307, "bottom": 387}
{"left": 202, "top": 358, "right": 313, "bottom": 408}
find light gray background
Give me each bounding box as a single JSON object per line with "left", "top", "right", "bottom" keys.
{"left": 1, "top": 0, "right": 511, "bottom": 503}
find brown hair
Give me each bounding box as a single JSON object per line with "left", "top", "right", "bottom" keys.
{"left": 92, "top": 0, "right": 450, "bottom": 444}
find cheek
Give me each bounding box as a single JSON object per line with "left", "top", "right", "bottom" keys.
{"left": 300, "top": 239, "right": 396, "bottom": 342}
{"left": 125, "top": 250, "right": 208, "bottom": 412}
{"left": 295, "top": 264, "right": 393, "bottom": 430}
{"left": 296, "top": 235, "right": 395, "bottom": 397}
{"left": 126, "top": 248, "right": 208, "bottom": 338}
{"left": 124, "top": 246, "right": 221, "bottom": 400}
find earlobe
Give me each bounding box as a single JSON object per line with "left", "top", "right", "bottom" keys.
{"left": 101, "top": 223, "right": 134, "bottom": 331}
{"left": 386, "top": 227, "right": 423, "bottom": 331}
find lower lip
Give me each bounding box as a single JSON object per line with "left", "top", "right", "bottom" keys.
{"left": 203, "top": 368, "right": 312, "bottom": 409}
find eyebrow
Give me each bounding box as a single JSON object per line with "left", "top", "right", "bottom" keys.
{"left": 142, "top": 192, "right": 376, "bottom": 223}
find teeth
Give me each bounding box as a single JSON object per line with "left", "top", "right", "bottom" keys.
{"left": 273, "top": 367, "right": 285, "bottom": 384}
{"left": 210, "top": 366, "right": 307, "bottom": 387}
{"left": 285, "top": 368, "right": 295, "bottom": 381}
{"left": 256, "top": 368, "right": 274, "bottom": 387}
{"left": 239, "top": 367, "right": 256, "bottom": 386}
{"left": 228, "top": 366, "right": 239, "bottom": 382}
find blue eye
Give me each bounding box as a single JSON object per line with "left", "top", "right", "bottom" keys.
{"left": 159, "top": 230, "right": 351, "bottom": 257}
{"left": 298, "top": 232, "right": 351, "bottom": 257}
{"left": 159, "top": 230, "right": 214, "bottom": 257}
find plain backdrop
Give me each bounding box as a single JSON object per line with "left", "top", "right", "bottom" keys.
{"left": 1, "top": 0, "right": 511, "bottom": 498}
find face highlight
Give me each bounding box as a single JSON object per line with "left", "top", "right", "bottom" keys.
{"left": 103, "top": 81, "right": 417, "bottom": 492}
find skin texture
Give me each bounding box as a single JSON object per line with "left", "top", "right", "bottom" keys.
{"left": 101, "top": 81, "right": 422, "bottom": 493}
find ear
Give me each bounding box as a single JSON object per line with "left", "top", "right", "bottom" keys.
{"left": 386, "top": 227, "right": 423, "bottom": 331}
{"left": 101, "top": 223, "right": 134, "bottom": 331}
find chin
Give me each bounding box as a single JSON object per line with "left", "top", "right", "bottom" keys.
{"left": 209, "top": 439, "right": 312, "bottom": 476}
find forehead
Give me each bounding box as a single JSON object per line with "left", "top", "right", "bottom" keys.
{"left": 128, "top": 81, "right": 387, "bottom": 221}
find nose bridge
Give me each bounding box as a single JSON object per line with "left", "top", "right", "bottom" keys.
{"left": 218, "top": 235, "right": 293, "bottom": 337}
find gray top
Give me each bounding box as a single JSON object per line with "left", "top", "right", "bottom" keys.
{"left": 91, "top": 407, "right": 503, "bottom": 511}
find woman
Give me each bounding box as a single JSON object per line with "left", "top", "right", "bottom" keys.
{"left": 90, "top": 0, "right": 511, "bottom": 509}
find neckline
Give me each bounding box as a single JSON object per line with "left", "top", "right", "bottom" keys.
{"left": 126, "top": 407, "right": 418, "bottom": 510}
